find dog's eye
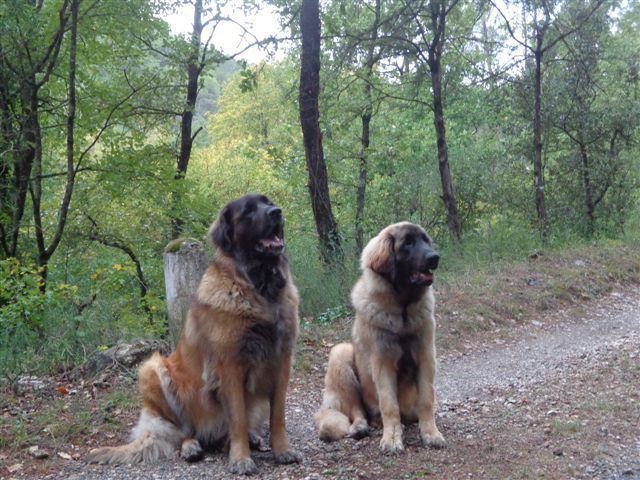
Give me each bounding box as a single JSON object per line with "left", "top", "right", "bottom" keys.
{"left": 239, "top": 203, "right": 256, "bottom": 221}
{"left": 404, "top": 235, "right": 414, "bottom": 247}
{"left": 421, "top": 233, "right": 430, "bottom": 244}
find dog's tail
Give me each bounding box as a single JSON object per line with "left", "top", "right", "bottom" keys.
{"left": 314, "top": 343, "right": 369, "bottom": 442}
{"left": 86, "top": 421, "right": 181, "bottom": 464}
{"left": 87, "top": 353, "right": 184, "bottom": 464}
{"left": 315, "top": 404, "right": 351, "bottom": 442}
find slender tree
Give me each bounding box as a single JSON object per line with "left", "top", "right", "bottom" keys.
{"left": 400, "top": 0, "right": 463, "bottom": 243}
{"left": 299, "top": 0, "right": 342, "bottom": 263}
{"left": 172, "top": 0, "right": 209, "bottom": 238}
{"left": 492, "top": 0, "right": 607, "bottom": 241}
{"left": 354, "top": 0, "right": 382, "bottom": 255}
{"left": 0, "top": 0, "right": 70, "bottom": 260}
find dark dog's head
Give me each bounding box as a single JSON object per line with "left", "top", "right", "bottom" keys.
{"left": 209, "top": 193, "right": 285, "bottom": 259}
{"left": 363, "top": 222, "right": 439, "bottom": 290}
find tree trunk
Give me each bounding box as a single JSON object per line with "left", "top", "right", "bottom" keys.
{"left": 429, "top": 2, "right": 461, "bottom": 243}
{"left": 12, "top": 83, "right": 38, "bottom": 257}
{"left": 0, "top": 48, "right": 11, "bottom": 256}
{"left": 532, "top": 42, "right": 549, "bottom": 242}
{"left": 299, "top": 0, "right": 341, "bottom": 263}
{"left": 355, "top": 111, "right": 370, "bottom": 255}
{"left": 172, "top": 0, "right": 204, "bottom": 239}
{"left": 30, "top": 0, "right": 79, "bottom": 291}
{"left": 578, "top": 141, "right": 595, "bottom": 236}
{"left": 163, "top": 239, "right": 208, "bottom": 345}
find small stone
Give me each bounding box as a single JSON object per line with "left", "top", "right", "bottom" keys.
{"left": 546, "top": 409, "right": 558, "bottom": 416}
{"left": 28, "top": 446, "right": 49, "bottom": 459}
{"left": 553, "top": 449, "right": 564, "bottom": 457}
{"left": 57, "top": 451, "right": 73, "bottom": 460}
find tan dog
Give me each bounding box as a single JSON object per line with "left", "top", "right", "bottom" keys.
{"left": 315, "top": 222, "right": 446, "bottom": 453}
{"left": 88, "top": 194, "right": 301, "bottom": 475}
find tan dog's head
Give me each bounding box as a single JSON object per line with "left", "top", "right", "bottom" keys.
{"left": 208, "top": 193, "right": 285, "bottom": 259}
{"left": 362, "top": 222, "right": 439, "bottom": 289}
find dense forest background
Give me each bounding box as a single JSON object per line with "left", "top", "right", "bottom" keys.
{"left": 1, "top": 0, "right": 638, "bottom": 377}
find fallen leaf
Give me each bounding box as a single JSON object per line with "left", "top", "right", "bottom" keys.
{"left": 57, "top": 386, "right": 69, "bottom": 395}
{"left": 8, "top": 463, "right": 23, "bottom": 473}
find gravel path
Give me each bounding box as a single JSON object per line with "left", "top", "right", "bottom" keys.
{"left": 438, "top": 289, "right": 640, "bottom": 400}
{"left": 48, "top": 289, "right": 640, "bottom": 480}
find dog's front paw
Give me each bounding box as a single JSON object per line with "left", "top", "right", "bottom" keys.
{"left": 249, "top": 432, "right": 269, "bottom": 452}
{"left": 348, "top": 419, "right": 370, "bottom": 440}
{"left": 421, "top": 430, "right": 446, "bottom": 449}
{"left": 380, "top": 425, "right": 404, "bottom": 454}
{"left": 228, "top": 457, "right": 257, "bottom": 476}
{"left": 180, "top": 438, "right": 203, "bottom": 462}
{"left": 273, "top": 448, "right": 302, "bottom": 465}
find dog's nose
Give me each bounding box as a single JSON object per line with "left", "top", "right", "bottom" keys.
{"left": 426, "top": 251, "right": 439, "bottom": 270}
{"left": 268, "top": 206, "right": 283, "bottom": 220}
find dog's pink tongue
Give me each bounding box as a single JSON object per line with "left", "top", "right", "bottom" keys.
{"left": 411, "top": 271, "right": 433, "bottom": 282}
{"left": 260, "top": 236, "right": 283, "bottom": 249}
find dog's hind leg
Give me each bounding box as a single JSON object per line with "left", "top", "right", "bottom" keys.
{"left": 315, "top": 343, "right": 369, "bottom": 442}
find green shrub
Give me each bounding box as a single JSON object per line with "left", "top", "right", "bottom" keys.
{"left": 0, "top": 258, "right": 164, "bottom": 378}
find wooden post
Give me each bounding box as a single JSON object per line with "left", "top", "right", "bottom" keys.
{"left": 163, "top": 238, "right": 208, "bottom": 346}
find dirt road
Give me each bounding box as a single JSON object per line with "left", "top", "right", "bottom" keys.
{"left": 46, "top": 289, "right": 640, "bottom": 479}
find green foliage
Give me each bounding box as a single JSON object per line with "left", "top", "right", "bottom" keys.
{"left": 0, "top": 257, "right": 163, "bottom": 378}
{"left": 0, "top": 259, "right": 74, "bottom": 376}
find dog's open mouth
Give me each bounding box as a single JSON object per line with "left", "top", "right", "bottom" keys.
{"left": 410, "top": 270, "right": 434, "bottom": 285}
{"left": 257, "top": 235, "right": 284, "bottom": 254}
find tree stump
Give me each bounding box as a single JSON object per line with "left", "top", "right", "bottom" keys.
{"left": 163, "top": 238, "right": 208, "bottom": 346}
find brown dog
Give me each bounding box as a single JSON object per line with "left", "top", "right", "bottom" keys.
{"left": 88, "top": 194, "right": 301, "bottom": 474}
{"left": 314, "top": 222, "right": 446, "bottom": 453}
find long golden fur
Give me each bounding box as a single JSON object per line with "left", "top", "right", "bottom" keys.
{"left": 315, "top": 222, "right": 446, "bottom": 453}
{"left": 88, "top": 194, "right": 301, "bottom": 475}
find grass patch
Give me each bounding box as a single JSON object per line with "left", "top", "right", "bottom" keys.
{"left": 551, "top": 420, "right": 584, "bottom": 435}
{"left": 98, "top": 389, "right": 139, "bottom": 423}
{"left": 435, "top": 240, "right": 640, "bottom": 344}
{"left": 578, "top": 399, "right": 626, "bottom": 413}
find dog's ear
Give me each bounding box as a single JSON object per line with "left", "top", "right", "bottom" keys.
{"left": 209, "top": 206, "right": 233, "bottom": 253}
{"left": 363, "top": 231, "right": 395, "bottom": 274}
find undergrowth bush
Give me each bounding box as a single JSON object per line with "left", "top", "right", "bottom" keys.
{"left": 286, "top": 232, "right": 359, "bottom": 319}
{"left": 0, "top": 258, "right": 164, "bottom": 379}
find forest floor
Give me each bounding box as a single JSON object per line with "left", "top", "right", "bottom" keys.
{"left": 1, "top": 246, "right": 639, "bottom": 479}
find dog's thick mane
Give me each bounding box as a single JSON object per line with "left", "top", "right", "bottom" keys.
{"left": 226, "top": 251, "right": 289, "bottom": 303}
{"left": 245, "top": 258, "right": 288, "bottom": 302}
